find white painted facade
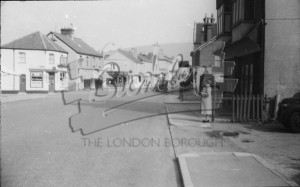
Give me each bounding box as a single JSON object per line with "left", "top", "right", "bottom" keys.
{"left": 1, "top": 49, "right": 68, "bottom": 92}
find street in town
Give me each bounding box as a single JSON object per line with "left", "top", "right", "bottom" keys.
{"left": 1, "top": 90, "right": 300, "bottom": 186}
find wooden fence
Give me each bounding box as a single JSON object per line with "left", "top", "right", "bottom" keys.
{"left": 232, "top": 95, "right": 265, "bottom": 123}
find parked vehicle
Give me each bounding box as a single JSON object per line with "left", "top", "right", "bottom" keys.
{"left": 277, "top": 94, "right": 300, "bottom": 133}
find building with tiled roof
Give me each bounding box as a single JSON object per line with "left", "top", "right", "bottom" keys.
{"left": 47, "top": 26, "right": 103, "bottom": 91}
{"left": 1, "top": 31, "right": 69, "bottom": 93}
{"left": 104, "top": 45, "right": 174, "bottom": 89}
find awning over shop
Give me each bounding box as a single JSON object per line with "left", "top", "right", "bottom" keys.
{"left": 224, "top": 38, "right": 261, "bottom": 59}
{"left": 224, "top": 20, "right": 262, "bottom": 59}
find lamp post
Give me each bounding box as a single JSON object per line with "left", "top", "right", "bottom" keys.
{"left": 101, "top": 42, "right": 115, "bottom": 90}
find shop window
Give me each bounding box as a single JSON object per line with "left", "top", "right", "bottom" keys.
{"left": 31, "top": 72, "right": 43, "bottom": 88}
{"left": 19, "top": 52, "right": 26, "bottom": 64}
{"left": 214, "top": 56, "right": 222, "bottom": 68}
{"left": 49, "top": 53, "right": 55, "bottom": 64}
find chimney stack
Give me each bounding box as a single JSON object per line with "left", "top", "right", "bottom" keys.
{"left": 61, "top": 24, "right": 74, "bottom": 39}
{"left": 203, "top": 14, "right": 215, "bottom": 42}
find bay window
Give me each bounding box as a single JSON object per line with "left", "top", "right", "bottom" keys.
{"left": 233, "top": 0, "right": 255, "bottom": 25}
{"left": 217, "top": 0, "right": 232, "bottom": 35}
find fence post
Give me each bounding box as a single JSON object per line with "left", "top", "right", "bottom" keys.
{"left": 273, "top": 94, "right": 280, "bottom": 120}
{"left": 247, "top": 95, "right": 251, "bottom": 122}
{"left": 240, "top": 95, "right": 244, "bottom": 122}
{"left": 237, "top": 95, "right": 240, "bottom": 122}
{"left": 261, "top": 95, "right": 264, "bottom": 122}
{"left": 252, "top": 95, "right": 256, "bottom": 122}
{"left": 232, "top": 95, "right": 235, "bottom": 123}
{"left": 256, "top": 94, "right": 260, "bottom": 123}
{"left": 243, "top": 95, "right": 247, "bottom": 122}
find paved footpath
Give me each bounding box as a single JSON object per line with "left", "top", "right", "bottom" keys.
{"left": 165, "top": 94, "right": 299, "bottom": 187}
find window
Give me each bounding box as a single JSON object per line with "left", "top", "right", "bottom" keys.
{"left": 233, "top": 0, "right": 254, "bottom": 24}
{"left": 244, "top": 0, "right": 255, "bottom": 20}
{"left": 19, "top": 52, "right": 26, "bottom": 63}
{"left": 49, "top": 53, "right": 55, "bottom": 64}
{"left": 31, "top": 72, "right": 43, "bottom": 88}
{"left": 60, "top": 55, "right": 67, "bottom": 65}
{"left": 78, "top": 58, "right": 83, "bottom": 67}
{"left": 214, "top": 56, "right": 222, "bottom": 68}
{"left": 217, "top": 1, "right": 232, "bottom": 35}
{"left": 60, "top": 72, "right": 65, "bottom": 81}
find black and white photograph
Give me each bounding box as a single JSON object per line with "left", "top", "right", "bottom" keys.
{"left": 1, "top": 0, "right": 300, "bottom": 186}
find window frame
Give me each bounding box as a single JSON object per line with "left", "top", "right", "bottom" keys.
{"left": 19, "top": 52, "right": 26, "bottom": 64}
{"left": 49, "top": 53, "right": 55, "bottom": 64}
{"left": 30, "top": 71, "right": 43, "bottom": 88}
{"left": 214, "top": 55, "right": 222, "bottom": 68}
{"left": 217, "top": 2, "right": 232, "bottom": 36}
{"left": 232, "top": 0, "right": 255, "bottom": 27}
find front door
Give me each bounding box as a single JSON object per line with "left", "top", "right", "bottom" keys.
{"left": 84, "top": 79, "right": 91, "bottom": 90}
{"left": 49, "top": 73, "right": 55, "bottom": 92}
{"left": 20, "top": 74, "right": 26, "bottom": 92}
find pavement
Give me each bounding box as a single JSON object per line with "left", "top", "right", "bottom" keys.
{"left": 1, "top": 93, "right": 48, "bottom": 104}
{"left": 164, "top": 93, "right": 299, "bottom": 187}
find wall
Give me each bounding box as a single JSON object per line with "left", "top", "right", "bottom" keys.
{"left": 1, "top": 49, "right": 19, "bottom": 91}
{"left": 199, "top": 42, "right": 225, "bottom": 73}
{"left": 105, "top": 51, "right": 133, "bottom": 73}
{"left": 264, "top": 0, "right": 300, "bottom": 99}
{"left": 1, "top": 49, "right": 68, "bottom": 92}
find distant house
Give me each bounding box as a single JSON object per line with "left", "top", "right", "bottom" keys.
{"left": 1, "top": 31, "right": 68, "bottom": 93}
{"left": 104, "top": 49, "right": 145, "bottom": 87}
{"left": 104, "top": 45, "right": 173, "bottom": 88}
{"left": 152, "top": 43, "right": 174, "bottom": 80}
{"left": 47, "top": 26, "right": 102, "bottom": 90}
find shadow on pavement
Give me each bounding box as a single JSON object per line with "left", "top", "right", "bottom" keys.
{"left": 242, "top": 122, "right": 294, "bottom": 134}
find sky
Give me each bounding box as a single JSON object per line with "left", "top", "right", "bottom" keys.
{"left": 1, "top": 0, "right": 216, "bottom": 52}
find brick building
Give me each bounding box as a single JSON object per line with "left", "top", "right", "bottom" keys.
{"left": 192, "top": 0, "right": 300, "bottom": 100}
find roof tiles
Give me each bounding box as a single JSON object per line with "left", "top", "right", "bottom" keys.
{"left": 1, "top": 31, "right": 67, "bottom": 53}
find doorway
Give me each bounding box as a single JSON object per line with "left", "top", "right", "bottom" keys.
{"left": 20, "top": 74, "right": 26, "bottom": 92}
{"left": 49, "top": 73, "right": 55, "bottom": 92}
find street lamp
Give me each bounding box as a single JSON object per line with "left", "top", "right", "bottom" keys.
{"left": 101, "top": 42, "right": 115, "bottom": 89}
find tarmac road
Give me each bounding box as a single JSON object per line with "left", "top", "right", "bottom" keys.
{"left": 1, "top": 91, "right": 180, "bottom": 187}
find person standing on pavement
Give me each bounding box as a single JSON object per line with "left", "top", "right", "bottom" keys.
{"left": 201, "top": 78, "right": 212, "bottom": 122}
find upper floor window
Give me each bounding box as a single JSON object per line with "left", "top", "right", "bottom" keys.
{"left": 214, "top": 56, "right": 222, "bottom": 68}
{"left": 233, "top": 0, "right": 255, "bottom": 25}
{"left": 60, "top": 55, "right": 67, "bottom": 65}
{"left": 19, "top": 52, "right": 26, "bottom": 64}
{"left": 49, "top": 53, "right": 55, "bottom": 64}
{"left": 78, "top": 57, "right": 83, "bottom": 67}
{"left": 217, "top": 1, "right": 232, "bottom": 35}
